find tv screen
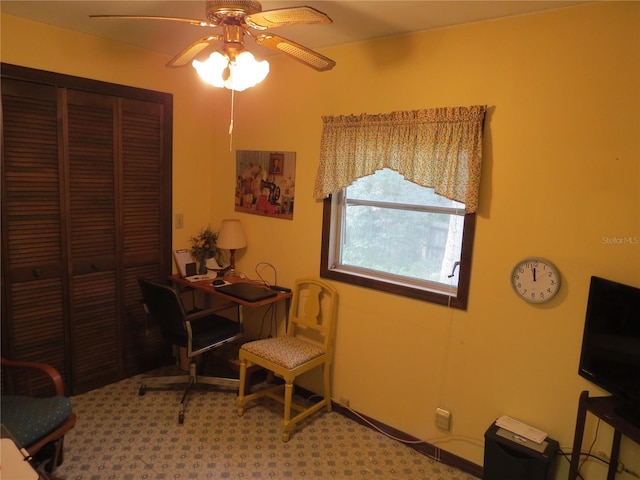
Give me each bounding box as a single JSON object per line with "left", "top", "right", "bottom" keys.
{"left": 579, "top": 276, "right": 640, "bottom": 424}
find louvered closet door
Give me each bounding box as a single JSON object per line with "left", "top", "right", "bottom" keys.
{"left": 3, "top": 64, "right": 173, "bottom": 393}
{"left": 1, "top": 79, "right": 69, "bottom": 388}
{"left": 65, "top": 90, "right": 120, "bottom": 393}
{"left": 120, "top": 98, "right": 171, "bottom": 374}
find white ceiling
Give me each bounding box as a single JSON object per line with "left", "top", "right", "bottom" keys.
{"left": 1, "top": 0, "right": 589, "bottom": 62}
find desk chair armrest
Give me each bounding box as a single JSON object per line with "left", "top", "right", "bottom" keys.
{"left": 1, "top": 357, "right": 65, "bottom": 396}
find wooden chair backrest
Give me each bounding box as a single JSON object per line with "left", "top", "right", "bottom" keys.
{"left": 287, "top": 277, "right": 338, "bottom": 354}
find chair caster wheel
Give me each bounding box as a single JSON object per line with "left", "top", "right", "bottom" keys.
{"left": 138, "top": 385, "right": 147, "bottom": 396}
{"left": 178, "top": 413, "right": 184, "bottom": 424}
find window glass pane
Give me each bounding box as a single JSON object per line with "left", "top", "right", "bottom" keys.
{"left": 341, "top": 202, "right": 465, "bottom": 286}
{"left": 341, "top": 169, "right": 465, "bottom": 287}
{"left": 347, "top": 168, "right": 464, "bottom": 209}
{"left": 322, "top": 167, "right": 475, "bottom": 308}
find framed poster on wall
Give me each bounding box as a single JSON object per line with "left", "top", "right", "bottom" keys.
{"left": 235, "top": 150, "right": 296, "bottom": 220}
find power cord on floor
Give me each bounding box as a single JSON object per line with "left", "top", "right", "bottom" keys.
{"left": 557, "top": 444, "right": 640, "bottom": 479}
{"left": 623, "top": 466, "right": 640, "bottom": 478}
{"left": 329, "top": 400, "right": 640, "bottom": 479}
{"left": 333, "top": 398, "right": 427, "bottom": 445}
{"left": 557, "top": 447, "right": 592, "bottom": 480}
{"left": 329, "top": 397, "right": 483, "bottom": 465}
{"left": 579, "top": 418, "right": 601, "bottom": 475}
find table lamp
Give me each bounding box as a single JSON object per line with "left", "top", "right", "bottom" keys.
{"left": 217, "top": 219, "right": 247, "bottom": 277}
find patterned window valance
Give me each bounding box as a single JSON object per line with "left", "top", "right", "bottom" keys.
{"left": 313, "top": 105, "right": 486, "bottom": 213}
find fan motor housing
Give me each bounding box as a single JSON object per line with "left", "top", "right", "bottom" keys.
{"left": 206, "top": 0, "right": 262, "bottom": 21}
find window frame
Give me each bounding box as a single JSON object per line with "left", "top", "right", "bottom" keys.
{"left": 320, "top": 193, "right": 476, "bottom": 309}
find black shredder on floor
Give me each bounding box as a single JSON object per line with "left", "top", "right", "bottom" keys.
{"left": 484, "top": 423, "right": 559, "bottom": 480}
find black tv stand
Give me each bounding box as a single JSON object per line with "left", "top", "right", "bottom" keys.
{"left": 615, "top": 403, "right": 640, "bottom": 428}
{"left": 569, "top": 391, "right": 640, "bottom": 480}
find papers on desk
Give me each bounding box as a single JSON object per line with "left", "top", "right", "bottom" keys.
{"left": 173, "top": 249, "right": 196, "bottom": 278}
{"left": 185, "top": 273, "right": 217, "bottom": 282}
{"left": 174, "top": 250, "right": 229, "bottom": 281}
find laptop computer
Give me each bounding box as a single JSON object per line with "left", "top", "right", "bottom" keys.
{"left": 216, "top": 282, "right": 277, "bottom": 303}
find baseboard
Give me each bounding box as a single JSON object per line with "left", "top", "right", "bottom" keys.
{"left": 332, "top": 401, "right": 483, "bottom": 479}
{"left": 267, "top": 383, "right": 483, "bottom": 477}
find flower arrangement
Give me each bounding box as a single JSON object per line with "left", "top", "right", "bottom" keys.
{"left": 190, "top": 226, "right": 217, "bottom": 261}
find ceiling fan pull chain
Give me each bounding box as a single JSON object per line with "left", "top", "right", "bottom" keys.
{"left": 228, "top": 88, "right": 235, "bottom": 151}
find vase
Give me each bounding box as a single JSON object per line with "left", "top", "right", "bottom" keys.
{"left": 198, "top": 253, "right": 208, "bottom": 275}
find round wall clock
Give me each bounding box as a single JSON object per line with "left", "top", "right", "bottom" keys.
{"left": 510, "top": 257, "right": 561, "bottom": 304}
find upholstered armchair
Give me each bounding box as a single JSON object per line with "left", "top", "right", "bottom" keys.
{"left": 1, "top": 357, "right": 76, "bottom": 473}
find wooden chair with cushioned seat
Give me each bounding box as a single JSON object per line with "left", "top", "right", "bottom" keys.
{"left": 1, "top": 357, "right": 77, "bottom": 473}
{"left": 236, "top": 277, "right": 338, "bottom": 441}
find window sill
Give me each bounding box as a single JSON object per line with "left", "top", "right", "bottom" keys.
{"left": 320, "top": 265, "right": 468, "bottom": 309}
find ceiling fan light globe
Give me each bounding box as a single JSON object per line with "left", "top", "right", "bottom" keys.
{"left": 232, "top": 51, "right": 269, "bottom": 90}
{"left": 193, "top": 51, "right": 230, "bottom": 88}
{"left": 193, "top": 50, "right": 268, "bottom": 91}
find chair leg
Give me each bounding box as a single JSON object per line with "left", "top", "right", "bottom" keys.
{"left": 55, "top": 436, "right": 65, "bottom": 467}
{"left": 189, "top": 361, "right": 198, "bottom": 383}
{"left": 323, "top": 363, "right": 332, "bottom": 413}
{"left": 282, "top": 381, "right": 294, "bottom": 442}
{"left": 243, "top": 369, "right": 253, "bottom": 395}
{"left": 39, "top": 438, "right": 62, "bottom": 473}
{"left": 177, "top": 363, "right": 197, "bottom": 424}
{"left": 237, "top": 358, "right": 247, "bottom": 416}
{"left": 178, "top": 377, "right": 193, "bottom": 424}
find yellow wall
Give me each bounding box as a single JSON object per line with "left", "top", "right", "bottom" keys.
{"left": 0, "top": 13, "right": 223, "bottom": 249}
{"left": 2, "top": 2, "right": 639, "bottom": 477}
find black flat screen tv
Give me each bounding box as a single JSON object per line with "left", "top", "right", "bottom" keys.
{"left": 578, "top": 276, "right": 640, "bottom": 425}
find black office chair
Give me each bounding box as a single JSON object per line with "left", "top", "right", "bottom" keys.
{"left": 138, "top": 278, "right": 243, "bottom": 424}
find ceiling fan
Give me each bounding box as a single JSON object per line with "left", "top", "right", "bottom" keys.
{"left": 90, "top": 0, "right": 336, "bottom": 72}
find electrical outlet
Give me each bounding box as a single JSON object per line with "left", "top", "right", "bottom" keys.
{"left": 435, "top": 408, "right": 451, "bottom": 431}
{"left": 175, "top": 213, "right": 184, "bottom": 229}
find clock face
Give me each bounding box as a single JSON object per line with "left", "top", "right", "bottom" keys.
{"left": 511, "top": 257, "right": 561, "bottom": 304}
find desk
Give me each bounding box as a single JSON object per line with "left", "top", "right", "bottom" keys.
{"left": 568, "top": 391, "right": 640, "bottom": 480}
{"left": 168, "top": 274, "right": 292, "bottom": 317}
{"left": 168, "top": 275, "right": 292, "bottom": 387}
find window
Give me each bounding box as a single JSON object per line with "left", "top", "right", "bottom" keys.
{"left": 321, "top": 169, "right": 476, "bottom": 309}
{"left": 315, "top": 106, "right": 486, "bottom": 309}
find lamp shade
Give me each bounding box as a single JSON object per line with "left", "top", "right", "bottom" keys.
{"left": 217, "top": 219, "right": 247, "bottom": 250}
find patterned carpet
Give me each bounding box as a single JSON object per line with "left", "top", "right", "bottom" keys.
{"left": 55, "top": 367, "right": 481, "bottom": 480}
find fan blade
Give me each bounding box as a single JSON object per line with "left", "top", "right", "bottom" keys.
{"left": 166, "top": 35, "right": 221, "bottom": 68}
{"left": 255, "top": 34, "right": 335, "bottom": 72}
{"left": 245, "top": 6, "right": 332, "bottom": 30}
{"left": 90, "top": 14, "right": 218, "bottom": 28}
